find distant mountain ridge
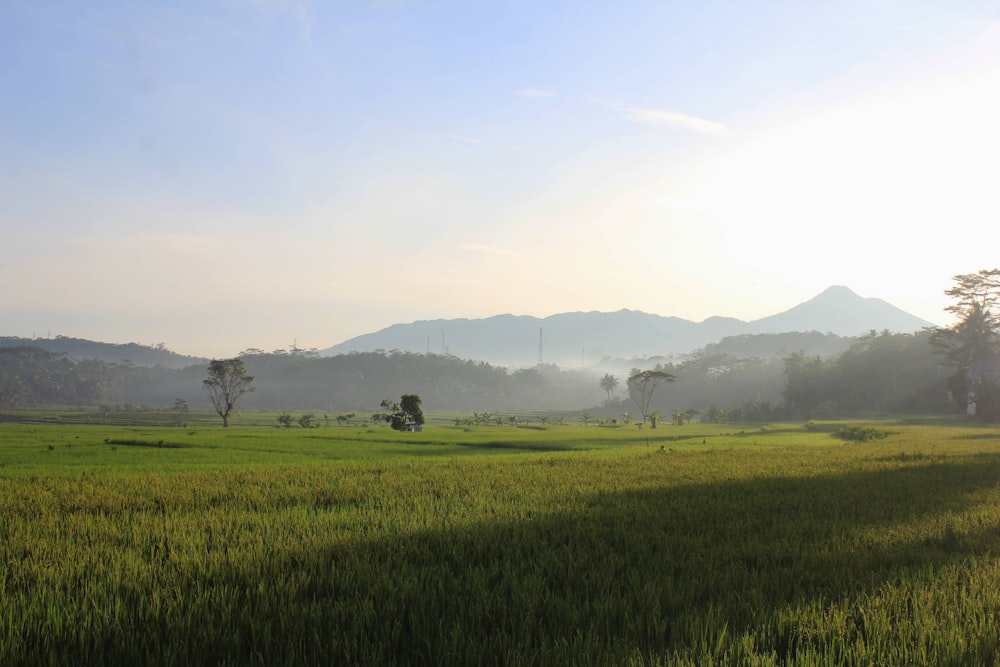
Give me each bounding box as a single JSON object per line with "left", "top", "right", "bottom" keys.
{"left": 0, "top": 287, "right": 936, "bottom": 369}
{"left": 322, "top": 286, "right": 936, "bottom": 367}
{"left": 0, "top": 336, "right": 207, "bottom": 369}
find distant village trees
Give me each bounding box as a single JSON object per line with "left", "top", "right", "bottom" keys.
{"left": 777, "top": 330, "right": 946, "bottom": 420}
{"left": 0, "top": 347, "right": 112, "bottom": 407}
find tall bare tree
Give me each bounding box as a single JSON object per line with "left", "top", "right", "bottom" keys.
{"left": 203, "top": 358, "right": 255, "bottom": 427}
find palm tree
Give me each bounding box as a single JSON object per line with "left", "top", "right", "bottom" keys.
{"left": 599, "top": 373, "right": 619, "bottom": 402}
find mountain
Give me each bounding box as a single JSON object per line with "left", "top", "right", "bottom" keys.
{"left": 746, "top": 286, "right": 933, "bottom": 335}
{"left": 322, "top": 311, "right": 746, "bottom": 368}
{"left": 322, "top": 286, "right": 937, "bottom": 367}
{"left": 0, "top": 336, "right": 207, "bottom": 369}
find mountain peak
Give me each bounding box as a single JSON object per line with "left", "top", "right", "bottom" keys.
{"left": 749, "top": 286, "right": 934, "bottom": 336}
{"left": 817, "top": 285, "right": 857, "bottom": 297}
{"left": 321, "top": 286, "right": 936, "bottom": 366}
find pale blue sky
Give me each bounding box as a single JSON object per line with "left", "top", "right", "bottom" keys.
{"left": 3, "top": 1, "right": 1000, "bottom": 357}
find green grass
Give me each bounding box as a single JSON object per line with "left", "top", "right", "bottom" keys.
{"left": 2, "top": 417, "right": 1000, "bottom": 664}
{"left": 0, "top": 418, "right": 835, "bottom": 476}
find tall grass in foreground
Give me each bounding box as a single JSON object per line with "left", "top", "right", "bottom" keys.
{"left": 2, "top": 423, "right": 1000, "bottom": 664}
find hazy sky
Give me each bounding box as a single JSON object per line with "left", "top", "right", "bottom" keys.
{"left": 3, "top": 1, "right": 1000, "bottom": 358}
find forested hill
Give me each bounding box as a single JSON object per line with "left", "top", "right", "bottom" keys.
{"left": 698, "top": 332, "right": 853, "bottom": 359}
{"left": 0, "top": 337, "right": 206, "bottom": 369}
{"left": 0, "top": 331, "right": 951, "bottom": 420}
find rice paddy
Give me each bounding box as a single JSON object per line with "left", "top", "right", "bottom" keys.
{"left": 2, "top": 418, "right": 1000, "bottom": 665}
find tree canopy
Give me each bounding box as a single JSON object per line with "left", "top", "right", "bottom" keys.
{"left": 375, "top": 394, "right": 425, "bottom": 431}
{"left": 931, "top": 269, "right": 1000, "bottom": 368}
{"left": 627, "top": 368, "right": 675, "bottom": 428}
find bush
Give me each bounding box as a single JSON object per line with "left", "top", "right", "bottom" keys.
{"left": 835, "top": 425, "right": 891, "bottom": 442}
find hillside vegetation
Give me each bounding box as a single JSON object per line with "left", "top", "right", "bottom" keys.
{"left": 0, "top": 330, "right": 950, "bottom": 421}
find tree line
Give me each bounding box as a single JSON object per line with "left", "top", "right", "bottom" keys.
{"left": 0, "top": 349, "right": 593, "bottom": 413}
{"left": 585, "top": 328, "right": 948, "bottom": 425}
{"left": 0, "top": 332, "right": 951, "bottom": 420}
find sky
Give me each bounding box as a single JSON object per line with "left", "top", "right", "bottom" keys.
{"left": 2, "top": 1, "right": 1000, "bottom": 358}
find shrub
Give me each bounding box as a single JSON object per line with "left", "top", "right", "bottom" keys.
{"left": 835, "top": 425, "right": 891, "bottom": 442}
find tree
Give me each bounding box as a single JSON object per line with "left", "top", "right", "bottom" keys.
{"left": 672, "top": 409, "right": 698, "bottom": 425}
{"left": 703, "top": 406, "right": 728, "bottom": 424}
{"left": 400, "top": 394, "right": 424, "bottom": 427}
{"left": 827, "top": 330, "right": 943, "bottom": 415}
{"left": 170, "top": 397, "right": 190, "bottom": 426}
{"left": 627, "top": 368, "right": 675, "bottom": 428}
{"left": 930, "top": 269, "right": 1000, "bottom": 417}
{"left": 203, "top": 358, "right": 255, "bottom": 427}
{"left": 375, "top": 394, "right": 425, "bottom": 431}
{"left": 931, "top": 269, "right": 1000, "bottom": 368}
{"left": 599, "top": 373, "right": 619, "bottom": 402}
{"left": 782, "top": 352, "right": 826, "bottom": 418}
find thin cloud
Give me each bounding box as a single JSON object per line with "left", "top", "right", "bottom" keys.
{"left": 515, "top": 88, "right": 555, "bottom": 98}
{"left": 460, "top": 243, "right": 518, "bottom": 258}
{"left": 443, "top": 134, "right": 485, "bottom": 144}
{"left": 624, "top": 108, "right": 728, "bottom": 137}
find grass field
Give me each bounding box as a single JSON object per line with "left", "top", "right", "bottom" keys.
{"left": 2, "top": 416, "right": 1000, "bottom": 665}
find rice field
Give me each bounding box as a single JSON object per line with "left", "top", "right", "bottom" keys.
{"left": 2, "top": 418, "right": 1000, "bottom": 665}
